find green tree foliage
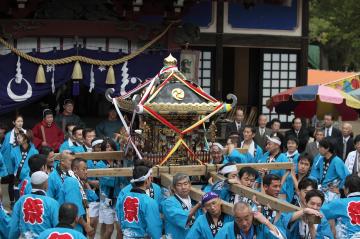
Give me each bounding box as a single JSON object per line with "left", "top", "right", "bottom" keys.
{"left": 310, "top": 0, "right": 360, "bottom": 70}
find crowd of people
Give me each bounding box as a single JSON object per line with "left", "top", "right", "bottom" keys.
{"left": 0, "top": 102, "right": 359, "bottom": 239}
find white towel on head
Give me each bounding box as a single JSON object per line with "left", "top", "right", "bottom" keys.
{"left": 9, "top": 128, "right": 26, "bottom": 145}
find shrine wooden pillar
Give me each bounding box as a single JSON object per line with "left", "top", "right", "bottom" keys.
{"left": 214, "top": 0, "right": 224, "bottom": 99}
{"left": 299, "top": 0, "right": 309, "bottom": 86}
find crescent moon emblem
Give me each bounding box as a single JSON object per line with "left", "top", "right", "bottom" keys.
{"left": 7, "top": 77, "right": 33, "bottom": 102}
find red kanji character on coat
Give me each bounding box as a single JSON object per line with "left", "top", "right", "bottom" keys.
{"left": 48, "top": 232, "right": 73, "bottom": 239}
{"left": 123, "top": 196, "right": 139, "bottom": 223}
{"left": 23, "top": 197, "right": 44, "bottom": 224}
{"left": 348, "top": 201, "right": 360, "bottom": 225}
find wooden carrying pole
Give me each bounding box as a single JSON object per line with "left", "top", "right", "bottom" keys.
{"left": 160, "top": 173, "right": 234, "bottom": 215}
{"left": 86, "top": 161, "right": 315, "bottom": 217}
{"left": 209, "top": 172, "right": 320, "bottom": 222}
{"left": 55, "top": 151, "right": 124, "bottom": 161}
{"left": 209, "top": 172, "right": 300, "bottom": 212}
{"left": 87, "top": 162, "right": 293, "bottom": 177}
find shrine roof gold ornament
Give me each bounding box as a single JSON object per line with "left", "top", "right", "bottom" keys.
{"left": 164, "top": 53, "right": 178, "bottom": 67}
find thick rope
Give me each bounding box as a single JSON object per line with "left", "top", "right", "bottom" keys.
{"left": 0, "top": 20, "right": 179, "bottom": 66}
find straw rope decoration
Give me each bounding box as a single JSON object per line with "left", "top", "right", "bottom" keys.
{"left": 0, "top": 20, "right": 179, "bottom": 66}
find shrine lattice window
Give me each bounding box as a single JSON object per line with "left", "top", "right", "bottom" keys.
{"left": 198, "top": 51, "right": 212, "bottom": 94}
{"left": 261, "top": 52, "right": 298, "bottom": 123}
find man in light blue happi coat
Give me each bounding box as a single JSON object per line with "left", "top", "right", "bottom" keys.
{"left": 186, "top": 192, "right": 233, "bottom": 239}
{"left": 310, "top": 139, "right": 350, "bottom": 198}
{"left": 9, "top": 171, "right": 59, "bottom": 239}
{"left": 58, "top": 158, "right": 96, "bottom": 237}
{"left": 162, "top": 173, "right": 202, "bottom": 239}
{"left": 280, "top": 189, "right": 333, "bottom": 239}
{"left": 116, "top": 164, "right": 162, "bottom": 238}
{"left": 239, "top": 126, "right": 263, "bottom": 163}
{"left": 38, "top": 203, "right": 86, "bottom": 239}
{"left": 215, "top": 202, "right": 286, "bottom": 239}
{"left": 321, "top": 175, "right": 360, "bottom": 239}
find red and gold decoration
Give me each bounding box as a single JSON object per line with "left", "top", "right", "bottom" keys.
{"left": 110, "top": 54, "right": 236, "bottom": 166}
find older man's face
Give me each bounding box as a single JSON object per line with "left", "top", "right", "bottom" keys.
{"left": 293, "top": 119, "right": 302, "bottom": 131}
{"left": 204, "top": 198, "right": 221, "bottom": 216}
{"left": 235, "top": 110, "right": 244, "bottom": 123}
{"left": 342, "top": 124, "right": 352, "bottom": 137}
{"left": 210, "top": 146, "right": 223, "bottom": 163}
{"left": 324, "top": 115, "right": 333, "bottom": 127}
{"left": 234, "top": 207, "right": 253, "bottom": 234}
{"left": 268, "top": 141, "right": 280, "bottom": 154}
{"left": 258, "top": 116, "right": 267, "bottom": 128}
{"left": 174, "top": 178, "right": 191, "bottom": 198}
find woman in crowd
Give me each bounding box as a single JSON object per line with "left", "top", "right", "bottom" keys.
{"left": 11, "top": 130, "right": 38, "bottom": 201}
{"left": 96, "top": 138, "right": 126, "bottom": 239}
{"left": 1, "top": 114, "right": 26, "bottom": 206}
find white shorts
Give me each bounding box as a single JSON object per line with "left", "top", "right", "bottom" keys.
{"left": 99, "top": 201, "right": 117, "bottom": 225}
{"left": 89, "top": 201, "right": 100, "bottom": 218}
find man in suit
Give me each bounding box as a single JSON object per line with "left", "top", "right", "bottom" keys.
{"left": 336, "top": 123, "right": 355, "bottom": 161}
{"left": 323, "top": 113, "right": 342, "bottom": 143}
{"left": 254, "top": 114, "right": 271, "bottom": 150}
{"left": 285, "top": 117, "right": 309, "bottom": 153}
{"left": 305, "top": 128, "right": 324, "bottom": 160}
{"left": 269, "top": 118, "right": 285, "bottom": 151}
{"left": 225, "top": 108, "right": 244, "bottom": 141}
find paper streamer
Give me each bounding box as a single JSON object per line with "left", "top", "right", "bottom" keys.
{"left": 112, "top": 98, "right": 143, "bottom": 159}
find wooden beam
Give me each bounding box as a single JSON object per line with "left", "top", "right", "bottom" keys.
{"left": 87, "top": 163, "right": 293, "bottom": 177}
{"left": 0, "top": 20, "right": 168, "bottom": 40}
{"left": 87, "top": 167, "right": 133, "bottom": 177}
{"left": 230, "top": 162, "right": 293, "bottom": 171}
{"left": 160, "top": 173, "right": 173, "bottom": 188}
{"left": 299, "top": 0, "right": 309, "bottom": 86}
{"left": 209, "top": 172, "right": 300, "bottom": 212}
{"left": 209, "top": 172, "right": 321, "bottom": 222}
{"left": 160, "top": 173, "right": 233, "bottom": 215}
{"left": 214, "top": 0, "right": 224, "bottom": 98}
{"left": 236, "top": 148, "right": 248, "bottom": 154}
{"left": 74, "top": 151, "right": 124, "bottom": 160}
{"left": 55, "top": 151, "right": 124, "bottom": 160}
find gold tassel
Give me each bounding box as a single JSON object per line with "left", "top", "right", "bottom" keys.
{"left": 105, "top": 65, "right": 116, "bottom": 85}
{"left": 35, "top": 65, "right": 46, "bottom": 83}
{"left": 71, "top": 61, "right": 83, "bottom": 80}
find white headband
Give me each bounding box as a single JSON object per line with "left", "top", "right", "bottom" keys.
{"left": 266, "top": 135, "right": 281, "bottom": 146}
{"left": 219, "top": 165, "right": 238, "bottom": 175}
{"left": 210, "top": 142, "right": 224, "bottom": 151}
{"left": 130, "top": 168, "right": 152, "bottom": 183}
{"left": 31, "top": 171, "right": 48, "bottom": 185}
{"left": 91, "top": 139, "right": 104, "bottom": 147}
